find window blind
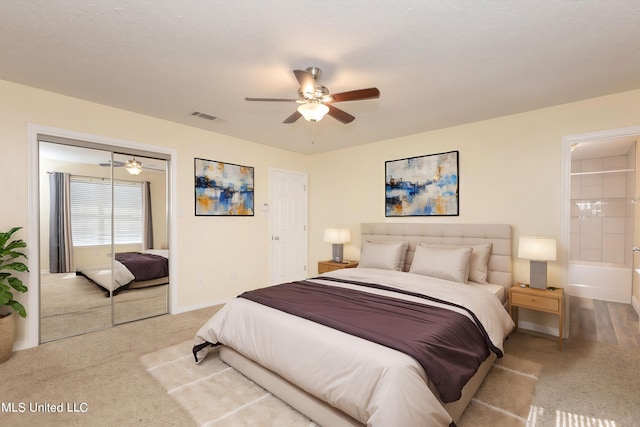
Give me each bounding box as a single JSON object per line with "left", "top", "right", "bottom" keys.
{"left": 70, "top": 178, "right": 143, "bottom": 246}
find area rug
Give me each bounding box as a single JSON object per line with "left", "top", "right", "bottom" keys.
{"left": 140, "top": 340, "right": 540, "bottom": 426}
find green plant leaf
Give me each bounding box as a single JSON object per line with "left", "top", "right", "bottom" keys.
{"left": 1, "top": 250, "right": 28, "bottom": 261}
{"left": 0, "top": 262, "right": 29, "bottom": 272}
{"left": 7, "top": 300, "right": 26, "bottom": 318}
{"left": 8, "top": 277, "right": 27, "bottom": 293}
{"left": 0, "top": 290, "right": 12, "bottom": 305}
{"left": 0, "top": 227, "right": 21, "bottom": 249}
{"left": 4, "top": 239, "right": 27, "bottom": 251}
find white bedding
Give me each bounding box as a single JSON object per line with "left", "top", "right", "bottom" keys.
{"left": 77, "top": 249, "right": 169, "bottom": 291}
{"left": 77, "top": 260, "right": 135, "bottom": 291}
{"left": 468, "top": 281, "right": 505, "bottom": 303}
{"left": 194, "top": 268, "right": 514, "bottom": 427}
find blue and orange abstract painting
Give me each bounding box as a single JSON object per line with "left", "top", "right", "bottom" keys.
{"left": 195, "top": 158, "right": 254, "bottom": 216}
{"left": 385, "top": 151, "right": 459, "bottom": 216}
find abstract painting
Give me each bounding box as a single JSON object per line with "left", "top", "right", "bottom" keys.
{"left": 195, "top": 158, "right": 254, "bottom": 216}
{"left": 385, "top": 151, "right": 459, "bottom": 216}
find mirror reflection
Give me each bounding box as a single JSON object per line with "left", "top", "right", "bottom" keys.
{"left": 39, "top": 141, "right": 169, "bottom": 342}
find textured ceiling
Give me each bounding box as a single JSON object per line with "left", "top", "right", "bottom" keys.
{"left": 1, "top": 1, "right": 640, "bottom": 155}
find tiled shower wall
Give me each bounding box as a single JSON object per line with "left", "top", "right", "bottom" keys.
{"left": 570, "top": 149, "right": 635, "bottom": 267}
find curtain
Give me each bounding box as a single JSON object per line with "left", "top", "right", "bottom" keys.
{"left": 49, "top": 172, "right": 73, "bottom": 273}
{"left": 142, "top": 181, "right": 154, "bottom": 250}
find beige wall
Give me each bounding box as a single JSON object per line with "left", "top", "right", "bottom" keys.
{"left": 307, "top": 89, "right": 640, "bottom": 329}
{"left": 3, "top": 77, "right": 640, "bottom": 348}
{"left": 0, "top": 79, "right": 309, "bottom": 348}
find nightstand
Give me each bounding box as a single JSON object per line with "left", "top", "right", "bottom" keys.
{"left": 509, "top": 283, "right": 565, "bottom": 350}
{"left": 317, "top": 260, "right": 359, "bottom": 274}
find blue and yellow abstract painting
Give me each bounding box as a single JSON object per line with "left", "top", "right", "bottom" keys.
{"left": 195, "top": 158, "right": 254, "bottom": 216}
{"left": 385, "top": 151, "right": 459, "bottom": 216}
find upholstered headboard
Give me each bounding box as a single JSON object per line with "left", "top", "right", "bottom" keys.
{"left": 360, "top": 223, "right": 512, "bottom": 290}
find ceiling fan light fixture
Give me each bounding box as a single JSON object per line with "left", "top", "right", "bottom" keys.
{"left": 125, "top": 158, "right": 142, "bottom": 175}
{"left": 297, "top": 102, "right": 329, "bottom": 123}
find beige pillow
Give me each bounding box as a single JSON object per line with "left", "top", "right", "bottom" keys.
{"left": 358, "top": 240, "right": 408, "bottom": 271}
{"left": 426, "top": 243, "right": 492, "bottom": 283}
{"left": 467, "top": 244, "right": 492, "bottom": 283}
{"left": 409, "top": 245, "right": 473, "bottom": 283}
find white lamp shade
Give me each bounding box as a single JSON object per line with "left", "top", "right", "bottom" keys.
{"left": 518, "top": 237, "right": 557, "bottom": 261}
{"left": 324, "top": 228, "right": 350, "bottom": 244}
{"left": 298, "top": 102, "right": 329, "bottom": 122}
{"left": 125, "top": 159, "right": 142, "bottom": 175}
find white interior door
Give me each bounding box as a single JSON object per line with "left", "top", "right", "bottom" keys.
{"left": 269, "top": 168, "right": 308, "bottom": 284}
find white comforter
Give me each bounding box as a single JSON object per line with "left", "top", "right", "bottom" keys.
{"left": 77, "top": 260, "right": 135, "bottom": 291}
{"left": 78, "top": 249, "right": 169, "bottom": 291}
{"left": 194, "top": 268, "right": 515, "bottom": 427}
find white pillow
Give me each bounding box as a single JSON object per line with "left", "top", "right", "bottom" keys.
{"left": 467, "top": 244, "right": 492, "bottom": 283}
{"left": 409, "top": 245, "right": 473, "bottom": 283}
{"left": 426, "top": 243, "right": 492, "bottom": 283}
{"left": 358, "top": 240, "right": 408, "bottom": 271}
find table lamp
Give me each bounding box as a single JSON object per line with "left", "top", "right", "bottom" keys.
{"left": 324, "top": 228, "right": 350, "bottom": 263}
{"left": 518, "top": 236, "right": 557, "bottom": 289}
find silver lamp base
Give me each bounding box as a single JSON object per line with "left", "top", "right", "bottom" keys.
{"left": 529, "top": 260, "right": 548, "bottom": 289}
{"left": 332, "top": 244, "right": 345, "bottom": 263}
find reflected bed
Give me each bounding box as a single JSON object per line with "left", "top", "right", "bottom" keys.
{"left": 76, "top": 249, "right": 169, "bottom": 295}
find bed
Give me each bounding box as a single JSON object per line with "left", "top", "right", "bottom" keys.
{"left": 76, "top": 249, "right": 169, "bottom": 295}
{"left": 193, "top": 223, "right": 514, "bottom": 426}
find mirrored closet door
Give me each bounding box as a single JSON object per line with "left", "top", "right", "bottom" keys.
{"left": 39, "top": 139, "right": 169, "bottom": 342}
{"left": 112, "top": 152, "right": 169, "bottom": 325}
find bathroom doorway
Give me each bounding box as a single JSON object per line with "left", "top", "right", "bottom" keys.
{"left": 562, "top": 126, "right": 640, "bottom": 306}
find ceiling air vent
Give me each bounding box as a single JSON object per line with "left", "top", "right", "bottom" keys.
{"left": 191, "top": 111, "right": 217, "bottom": 121}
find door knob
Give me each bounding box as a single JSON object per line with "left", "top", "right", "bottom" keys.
{"left": 633, "top": 247, "right": 640, "bottom": 252}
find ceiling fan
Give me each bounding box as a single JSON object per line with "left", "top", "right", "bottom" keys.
{"left": 245, "top": 66, "right": 380, "bottom": 124}
{"left": 99, "top": 158, "right": 163, "bottom": 175}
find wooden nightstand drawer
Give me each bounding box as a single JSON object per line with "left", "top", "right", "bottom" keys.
{"left": 318, "top": 260, "right": 358, "bottom": 273}
{"left": 318, "top": 263, "right": 342, "bottom": 273}
{"left": 511, "top": 292, "right": 559, "bottom": 312}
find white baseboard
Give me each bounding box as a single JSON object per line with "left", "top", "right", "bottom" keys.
{"left": 171, "top": 297, "right": 231, "bottom": 315}
{"left": 13, "top": 338, "right": 33, "bottom": 352}
{"left": 633, "top": 295, "right": 640, "bottom": 317}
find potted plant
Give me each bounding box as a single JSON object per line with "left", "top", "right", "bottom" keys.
{"left": 0, "top": 227, "right": 29, "bottom": 363}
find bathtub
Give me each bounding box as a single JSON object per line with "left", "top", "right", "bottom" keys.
{"left": 567, "top": 261, "right": 632, "bottom": 304}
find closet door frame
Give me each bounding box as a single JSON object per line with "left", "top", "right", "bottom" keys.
{"left": 25, "top": 124, "right": 178, "bottom": 350}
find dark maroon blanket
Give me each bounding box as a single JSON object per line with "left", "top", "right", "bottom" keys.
{"left": 239, "top": 279, "right": 492, "bottom": 403}
{"left": 115, "top": 252, "right": 169, "bottom": 281}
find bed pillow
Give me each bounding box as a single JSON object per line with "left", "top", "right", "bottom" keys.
{"left": 358, "top": 240, "right": 408, "bottom": 271}
{"left": 409, "top": 244, "right": 473, "bottom": 283}
{"left": 467, "top": 244, "right": 492, "bottom": 283}
{"left": 426, "top": 243, "right": 492, "bottom": 283}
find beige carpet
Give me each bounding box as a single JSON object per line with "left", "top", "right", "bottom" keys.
{"left": 40, "top": 272, "right": 168, "bottom": 341}
{"left": 3, "top": 305, "right": 637, "bottom": 427}
{"left": 141, "top": 341, "right": 541, "bottom": 426}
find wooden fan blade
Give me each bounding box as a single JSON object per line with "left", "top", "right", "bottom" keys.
{"left": 283, "top": 110, "right": 302, "bottom": 124}
{"left": 325, "top": 88, "right": 380, "bottom": 103}
{"left": 245, "top": 97, "right": 299, "bottom": 102}
{"left": 327, "top": 104, "right": 355, "bottom": 124}
{"left": 293, "top": 69, "right": 316, "bottom": 96}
